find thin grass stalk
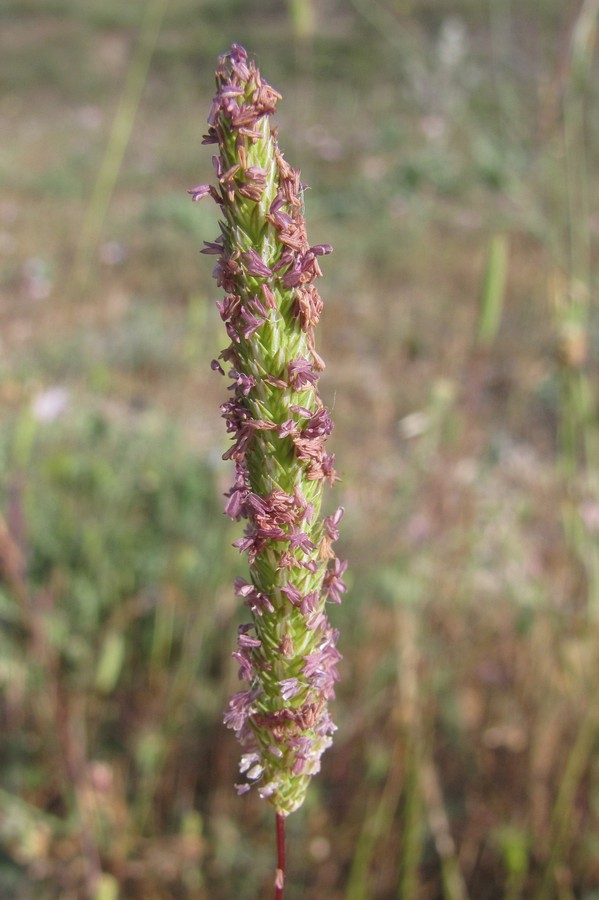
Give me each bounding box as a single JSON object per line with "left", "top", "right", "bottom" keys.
{"left": 345, "top": 742, "right": 404, "bottom": 900}
{"left": 477, "top": 233, "right": 508, "bottom": 349}
{"left": 275, "top": 813, "right": 286, "bottom": 899}
{"left": 71, "top": 0, "right": 167, "bottom": 294}
{"left": 420, "top": 758, "right": 469, "bottom": 900}
{"left": 544, "top": 53, "right": 599, "bottom": 882}
{"left": 285, "top": 0, "right": 317, "bottom": 130}
{"left": 487, "top": 0, "right": 522, "bottom": 143}
{"left": 533, "top": 687, "right": 599, "bottom": 900}
{"left": 346, "top": 0, "right": 412, "bottom": 54}
{"left": 401, "top": 571, "right": 467, "bottom": 900}
{"left": 344, "top": 594, "right": 425, "bottom": 899}
{"left": 553, "top": 0, "right": 599, "bottom": 621}
{"left": 395, "top": 605, "right": 424, "bottom": 900}
{"left": 563, "top": 0, "right": 597, "bottom": 288}
{"left": 286, "top": 0, "right": 316, "bottom": 42}
{"left": 398, "top": 738, "right": 423, "bottom": 900}
{"left": 494, "top": 823, "right": 528, "bottom": 900}
{"left": 557, "top": 0, "right": 597, "bottom": 468}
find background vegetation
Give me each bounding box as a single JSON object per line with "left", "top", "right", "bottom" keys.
{"left": 1, "top": 0, "right": 599, "bottom": 897}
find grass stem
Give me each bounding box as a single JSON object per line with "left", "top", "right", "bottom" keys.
{"left": 534, "top": 684, "right": 599, "bottom": 900}
{"left": 275, "top": 813, "right": 286, "bottom": 900}
{"left": 421, "top": 758, "right": 469, "bottom": 900}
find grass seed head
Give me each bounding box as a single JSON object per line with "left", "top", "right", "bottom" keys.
{"left": 192, "top": 44, "right": 345, "bottom": 815}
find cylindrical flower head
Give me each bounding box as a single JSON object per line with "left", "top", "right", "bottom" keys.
{"left": 191, "top": 44, "right": 346, "bottom": 816}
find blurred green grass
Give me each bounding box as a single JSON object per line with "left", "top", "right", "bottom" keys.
{"left": 1, "top": 0, "right": 599, "bottom": 897}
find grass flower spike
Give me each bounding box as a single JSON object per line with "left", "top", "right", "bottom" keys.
{"left": 191, "top": 44, "right": 346, "bottom": 818}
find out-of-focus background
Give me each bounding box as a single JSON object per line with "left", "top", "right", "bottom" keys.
{"left": 1, "top": 0, "right": 599, "bottom": 897}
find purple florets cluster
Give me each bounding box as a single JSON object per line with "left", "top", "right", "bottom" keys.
{"left": 191, "top": 44, "right": 346, "bottom": 815}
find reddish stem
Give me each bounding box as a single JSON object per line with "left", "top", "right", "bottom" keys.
{"left": 274, "top": 812, "right": 286, "bottom": 899}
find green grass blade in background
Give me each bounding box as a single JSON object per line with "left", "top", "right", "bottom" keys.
{"left": 477, "top": 233, "right": 508, "bottom": 349}
{"left": 71, "top": 0, "right": 167, "bottom": 295}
